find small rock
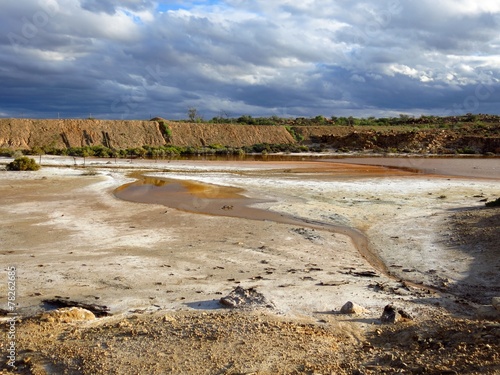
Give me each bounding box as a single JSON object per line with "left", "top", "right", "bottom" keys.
{"left": 476, "top": 305, "right": 500, "bottom": 321}
{"left": 380, "top": 304, "right": 401, "bottom": 324}
{"left": 492, "top": 297, "right": 500, "bottom": 311}
{"left": 219, "top": 286, "right": 274, "bottom": 309}
{"left": 40, "top": 307, "right": 96, "bottom": 323}
{"left": 398, "top": 308, "right": 413, "bottom": 320}
{"left": 340, "top": 301, "right": 367, "bottom": 315}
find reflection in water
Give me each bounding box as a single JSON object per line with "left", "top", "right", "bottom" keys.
{"left": 114, "top": 177, "right": 387, "bottom": 275}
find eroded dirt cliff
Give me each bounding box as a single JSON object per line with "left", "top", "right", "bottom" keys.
{"left": 0, "top": 119, "right": 295, "bottom": 150}
{"left": 168, "top": 122, "right": 295, "bottom": 147}
{"left": 0, "top": 119, "right": 166, "bottom": 150}
{"left": 293, "top": 125, "right": 500, "bottom": 154}
{"left": 0, "top": 118, "right": 498, "bottom": 153}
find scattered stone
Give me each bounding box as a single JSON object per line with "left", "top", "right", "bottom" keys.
{"left": 476, "top": 305, "right": 500, "bottom": 321}
{"left": 398, "top": 308, "right": 413, "bottom": 320}
{"left": 492, "top": 297, "right": 500, "bottom": 311}
{"left": 219, "top": 286, "right": 274, "bottom": 309}
{"left": 40, "top": 307, "right": 95, "bottom": 323}
{"left": 43, "top": 298, "right": 111, "bottom": 317}
{"left": 369, "top": 281, "right": 389, "bottom": 292}
{"left": 162, "top": 315, "right": 176, "bottom": 322}
{"left": 300, "top": 276, "right": 315, "bottom": 281}
{"left": 340, "top": 301, "right": 367, "bottom": 315}
{"left": 291, "top": 227, "right": 323, "bottom": 243}
{"left": 304, "top": 266, "right": 322, "bottom": 272}
{"left": 351, "top": 270, "right": 379, "bottom": 278}
{"left": 316, "top": 280, "right": 349, "bottom": 287}
{"left": 402, "top": 268, "right": 416, "bottom": 273}
{"left": 380, "top": 304, "right": 401, "bottom": 324}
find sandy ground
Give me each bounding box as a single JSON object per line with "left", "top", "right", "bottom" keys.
{"left": 0, "top": 155, "right": 499, "bottom": 374}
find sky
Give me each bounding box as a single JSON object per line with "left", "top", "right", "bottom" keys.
{"left": 0, "top": 0, "right": 499, "bottom": 120}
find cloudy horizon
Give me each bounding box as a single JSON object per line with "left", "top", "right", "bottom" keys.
{"left": 1, "top": 0, "right": 499, "bottom": 120}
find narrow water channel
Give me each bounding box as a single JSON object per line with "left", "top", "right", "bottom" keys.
{"left": 114, "top": 177, "right": 388, "bottom": 275}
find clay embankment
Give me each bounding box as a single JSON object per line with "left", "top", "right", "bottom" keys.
{"left": 1, "top": 118, "right": 499, "bottom": 153}
{"left": 292, "top": 125, "right": 500, "bottom": 154}
{"left": 167, "top": 122, "right": 294, "bottom": 147}
{"left": 0, "top": 119, "right": 295, "bottom": 150}
{"left": 0, "top": 119, "right": 166, "bottom": 150}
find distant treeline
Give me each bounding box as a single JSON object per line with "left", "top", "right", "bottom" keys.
{"left": 176, "top": 113, "right": 500, "bottom": 127}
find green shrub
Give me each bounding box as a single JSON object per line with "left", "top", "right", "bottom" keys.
{"left": 90, "top": 145, "right": 112, "bottom": 157}
{"left": 67, "top": 146, "right": 95, "bottom": 157}
{"left": 6, "top": 157, "right": 41, "bottom": 171}
{"left": 0, "top": 148, "right": 16, "bottom": 157}
{"left": 158, "top": 121, "right": 172, "bottom": 142}
{"left": 285, "top": 126, "right": 305, "bottom": 142}
{"left": 456, "top": 146, "right": 477, "bottom": 155}
{"left": 485, "top": 198, "right": 500, "bottom": 207}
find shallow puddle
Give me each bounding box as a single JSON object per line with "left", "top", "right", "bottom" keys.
{"left": 114, "top": 176, "right": 386, "bottom": 273}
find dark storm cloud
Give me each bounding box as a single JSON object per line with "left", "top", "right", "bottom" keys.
{"left": 0, "top": 0, "right": 499, "bottom": 119}
{"left": 80, "top": 0, "right": 156, "bottom": 15}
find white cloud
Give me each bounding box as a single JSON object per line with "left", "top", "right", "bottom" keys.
{"left": 0, "top": 0, "right": 499, "bottom": 119}
{"left": 351, "top": 74, "right": 366, "bottom": 83}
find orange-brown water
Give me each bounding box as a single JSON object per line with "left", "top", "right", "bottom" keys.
{"left": 114, "top": 175, "right": 385, "bottom": 274}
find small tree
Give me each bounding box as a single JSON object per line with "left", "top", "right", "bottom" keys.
{"left": 32, "top": 146, "right": 45, "bottom": 164}
{"left": 81, "top": 149, "right": 89, "bottom": 167}
{"left": 188, "top": 107, "right": 203, "bottom": 122}
{"left": 6, "top": 157, "right": 41, "bottom": 171}
{"left": 188, "top": 107, "right": 198, "bottom": 122}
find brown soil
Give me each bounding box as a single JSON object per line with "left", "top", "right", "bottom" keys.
{"left": 444, "top": 207, "right": 500, "bottom": 305}
{"left": 6, "top": 309, "right": 500, "bottom": 374}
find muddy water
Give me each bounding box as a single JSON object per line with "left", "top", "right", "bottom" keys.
{"left": 114, "top": 177, "right": 387, "bottom": 274}
{"left": 323, "top": 156, "right": 500, "bottom": 179}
